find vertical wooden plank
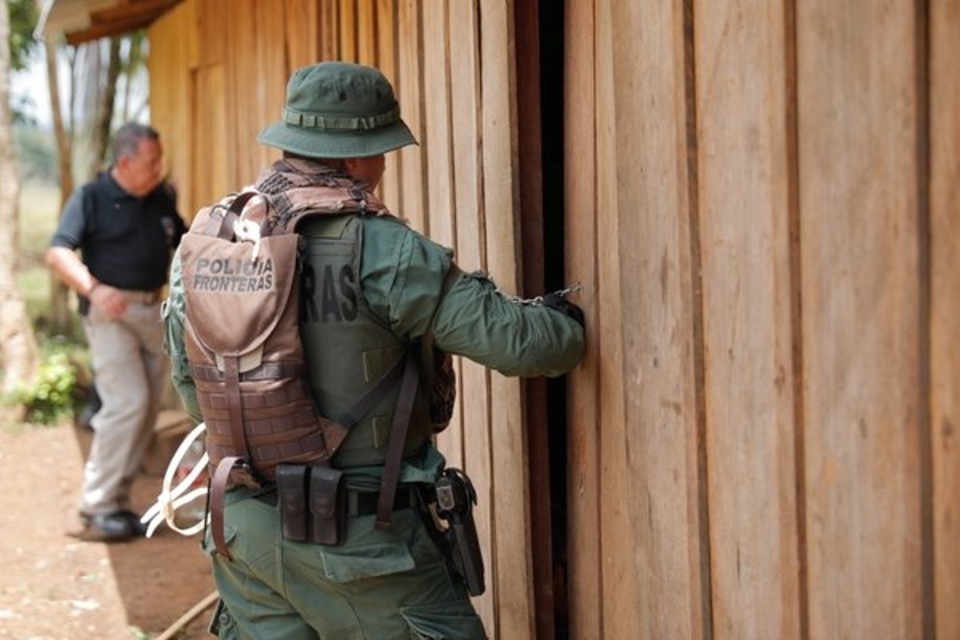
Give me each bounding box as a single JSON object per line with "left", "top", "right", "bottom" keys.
{"left": 693, "top": 0, "right": 801, "bottom": 638}
{"left": 254, "top": 0, "right": 287, "bottom": 171}
{"left": 376, "top": 0, "right": 401, "bottom": 210}
{"left": 227, "top": 0, "right": 261, "bottom": 185}
{"left": 593, "top": 2, "right": 640, "bottom": 639}
{"left": 931, "top": 1, "right": 960, "bottom": 637}
{"left": 479, "top": 2, "right": 533, "bottom": 638}
{"left": 183, "top": 0, "right": 199, "bottom": 70}
{"left": 149, "top": 0, "right": 193, "bottom": 215}
{"left": 357, "top": 0, "right": 377, "bottom": 65}
{"left": 563, "top": 0, "right": 601, "bottom": 637}
{"left": 448, "top": 0, "right": 495, "bottom": 630}
{"left": 420, "top": 0, "right": 455, "bottom": 252}
{"left": 196, "top": 0, "right": 226, "bottom": 67}
{"left": 609, "top": 0, "right": 706, "bottom": 637}
{"left": 340, "top": 0, "right": 358, "bottom": 61}
{"left": 397, "top": 0, "right": 427, "bottom": 233}
{"left": 797, "top": 2, "right": 922, "bottom": 638}
{"left": 423, "top": 0, "right": 462, "bottom": 473}
{"left": 191, "top": 65, "right": 228, "bottom": 211}
{"left": 285, "top": 0, "right": 321, "bottom": 71}
{"left": 320, "top": 0, "right": 340, "bottom": 61}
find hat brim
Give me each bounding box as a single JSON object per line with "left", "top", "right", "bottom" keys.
{"left": 256, "top": 118, "right": 418, "bottom": 159}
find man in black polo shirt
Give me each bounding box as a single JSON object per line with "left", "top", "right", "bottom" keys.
{"left": 46, "top": 122, "right": 186, "bottom": 541}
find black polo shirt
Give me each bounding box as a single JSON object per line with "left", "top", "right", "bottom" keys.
{"left": 51, "top": 171, "right": 186, "bottom": 295}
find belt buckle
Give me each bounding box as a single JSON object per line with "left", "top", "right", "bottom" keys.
{"left": 229, "top": 463, "right": 262, "bottom": 489}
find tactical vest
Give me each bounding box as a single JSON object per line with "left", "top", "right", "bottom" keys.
{"left": 298, "top": 213, "right": 438, "bottom": 467}
{"left": 181, "top": 176, "right": 455, "bottom": 555}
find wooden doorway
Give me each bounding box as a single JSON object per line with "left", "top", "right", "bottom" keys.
{"left": 516, "top": 3, "right": 568, "bottom": 639}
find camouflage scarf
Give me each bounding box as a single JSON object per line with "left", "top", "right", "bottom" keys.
{"left": 251, "top": 158, "right": 392, "bottom": 235}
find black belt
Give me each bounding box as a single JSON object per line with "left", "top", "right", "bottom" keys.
{"left": 253, "top": 485, "right": 414, "bottom": 517}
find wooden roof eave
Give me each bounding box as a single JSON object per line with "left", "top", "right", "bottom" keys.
{"left": 36, "top": 0, "right": 182, "bottom": 45}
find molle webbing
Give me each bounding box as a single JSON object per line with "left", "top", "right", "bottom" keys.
{"left": 180, "top": 175, "right": 409, "bottom": 557}
{"left": 181, "top": 190, "right": 350, "bottom": 484}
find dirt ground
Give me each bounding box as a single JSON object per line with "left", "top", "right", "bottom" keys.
{"left": 0, "top": 414, "right": 216, "bottom": 639}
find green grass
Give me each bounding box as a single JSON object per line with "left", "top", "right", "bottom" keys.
{"left": 12, "top": 182, "right": 88, "bottom": 403}
{"left": 1, "top": 175, "right": 89, "bottom": 429}
{"left": 17, "top": 266, "right": 51, "bottom": 320}
{"left": 18, "top": 181, "right": 61, "bottom": 267}
{"left": 16, "top": 180, "right": 85, "bottom": 343}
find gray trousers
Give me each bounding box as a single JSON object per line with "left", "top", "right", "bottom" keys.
{"left": 81, "top": 300, "right": 167, "bottom": 515}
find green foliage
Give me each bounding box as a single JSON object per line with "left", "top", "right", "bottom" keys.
{"left": 6, "top": 347, "right": 78, "bottom": 425}
{"left": 6, "top": 0, "right": 38, "bottom": 72}
{"left": 120, "top": 30, "right": 146, "bottom": 76}
{"left": 127, "top": 625, "right": 151, "bottom": 639}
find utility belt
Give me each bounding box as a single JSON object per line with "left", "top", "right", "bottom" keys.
{"left": 254, "top": 482, "right": 415, "bottom": 516}
{"left": 80, "top": 286, "right": 163, "bottom": 316}
{"left": 269, "top": 463, "right": 486, "bottom": 596}
{"left": 265, "top": 464, "right": 416, "bottom": 545}
{"left": 119, "top": 287, "right": 164, "bottom": 305}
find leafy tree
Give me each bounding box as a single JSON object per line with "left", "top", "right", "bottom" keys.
{"left": 6, "top": 0, "right": 36, "bottom": 72}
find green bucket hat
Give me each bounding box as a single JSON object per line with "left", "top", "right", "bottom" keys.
{"left": 257, "top": 62, "right": 417, "bottom": 159}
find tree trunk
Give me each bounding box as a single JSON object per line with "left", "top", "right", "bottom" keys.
{"left": 0, "top": 3, "right": 38, "bottom": 395}
{"left": 92, "top": 36, "right": 121, "bottom": 171}
{"left": 121, "top": 35, "right": 142, "bottom": 122}
{"left": 45, "top": 40, "right": 73, "bottom": 336}
{"left": 76, "top": 41, "right": 101, "bottom": 180}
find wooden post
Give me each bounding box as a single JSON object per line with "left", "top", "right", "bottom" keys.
{"left": 609, "top": 0, "right": 707, "bottom": 636}
{"left": 693, "top": 0, "right": 801, "bottom": 637}
{"left": 448, "top": 0, "right": 496, "bottom": 629}
{"left": 797, "top": 1, "right": 923, "bottom": 637}
{"left": 479, "top": 1, "right": 533, "bottom": 637}
{"left": 563, "top": 0, "right": 601, "bottom": 635}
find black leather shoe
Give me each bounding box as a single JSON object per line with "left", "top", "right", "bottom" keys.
{"left": 113, "top": 510, "right": 147, "bottom": 537}
{"left": 68, "top": 511, "right": 141, "bottom": 542}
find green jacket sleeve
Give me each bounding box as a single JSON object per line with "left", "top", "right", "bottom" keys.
{"left": 163, "top": 248, "right": 202, "bottom": 423}
{"left": 360, "top": 216, "right": 585, "bottom": 378}
{"left": 431, "top": 270, "right": 585, "bottom": 377}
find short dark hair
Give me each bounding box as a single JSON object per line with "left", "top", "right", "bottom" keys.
{"left": 112, "top": 122, "right": 159, "bottom": 161}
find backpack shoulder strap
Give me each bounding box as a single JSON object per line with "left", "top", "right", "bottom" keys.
{"left": 375, "top": 355, "right": 419, "bottom": 530}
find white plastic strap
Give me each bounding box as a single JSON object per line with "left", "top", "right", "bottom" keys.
{"left": 233, "top": 193, "right": 263, "bottom": 260}
{"left": 140, "top": 422, "right": 210, "bottom": 537}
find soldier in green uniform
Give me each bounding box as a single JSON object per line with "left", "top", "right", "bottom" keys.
{"left": 164, "top": 62, "right": 585, "bottom": 639}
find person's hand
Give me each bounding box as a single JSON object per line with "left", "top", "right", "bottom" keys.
{"left": 89, "top": 283, "right": 128, "bottom": 320}
{"left": 541, "top": 291, "right": 585, "bottom": 327}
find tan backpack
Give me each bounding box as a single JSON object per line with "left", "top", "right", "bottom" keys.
{"left": 180, "top": 187, "right": 410, "bottom": 556}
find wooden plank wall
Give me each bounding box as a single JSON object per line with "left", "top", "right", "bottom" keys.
{"left": 150, "top": 2, "right": 532, "bottom": 638}
{"left": 149, "top": 0, "right": 325, "bottom": 215}
{"left": 566, "top": 1, "right": 960, "bottom": 638}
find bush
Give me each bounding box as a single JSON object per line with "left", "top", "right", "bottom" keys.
{"left": 6, "top": 348, "right": 81, "bottom": 425}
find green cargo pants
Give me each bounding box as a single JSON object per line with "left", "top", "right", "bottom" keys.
{"left": 203, "top": 487, "right": 487, "bottom": 639}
